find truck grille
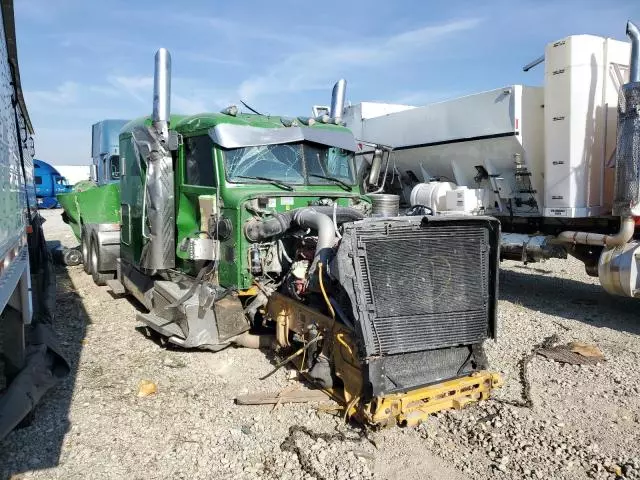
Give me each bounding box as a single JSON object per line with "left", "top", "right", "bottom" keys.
{"left": 361, "top": 225, "right": 490, "bottom": 355}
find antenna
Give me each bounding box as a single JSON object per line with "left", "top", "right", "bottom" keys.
{"left": 240, "top": 100, "right": 264, "bottom": 116}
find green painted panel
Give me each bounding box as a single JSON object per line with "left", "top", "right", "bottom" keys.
{"left": 118, "top": 132, "right": 143, "bottom": 265}
{"left": 57, "top": 183, "right": 121, "bottom": 240}
{"left": 57, "top": 192, "right": 81, "bottom": 239}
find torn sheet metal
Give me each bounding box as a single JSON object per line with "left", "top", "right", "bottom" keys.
{"left": 130, "top": 126, "right": 175, "bottom": 271}
{"left": 0, "top": 323, "right": 70, "bottom": 440}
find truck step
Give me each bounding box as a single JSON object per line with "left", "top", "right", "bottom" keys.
{"left": 106, "top": 279, "right": 126, "bottom": 295}
{"left": 137, "top": 312, "right": 185, "bottom": 340}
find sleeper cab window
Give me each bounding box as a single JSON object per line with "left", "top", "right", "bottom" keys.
{"left": 184, "top": 135, "right": 216, "bottom": 187}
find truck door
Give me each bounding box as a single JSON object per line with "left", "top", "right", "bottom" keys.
{"left": 176, "top": 134, "right": 218, "bottom": 267}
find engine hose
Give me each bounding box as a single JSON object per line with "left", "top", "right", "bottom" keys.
{"left": 247, "top": 207, "right": 359, "bottom": 280}
{"left": 336, "top": 333, "right": 353, "bottom": 356}
{"left": 244, "top": 206, "right": 364, "bottom": 243}
{"left": 318, "top": 262, "right": 335, "bottom": 322}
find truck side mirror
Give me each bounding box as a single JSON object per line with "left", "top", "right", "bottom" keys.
{"left": 368, "top": 148, "right": 383, "bottom": 186}
{"left": 168, "top": 131, "right": 179, "bottom": 151}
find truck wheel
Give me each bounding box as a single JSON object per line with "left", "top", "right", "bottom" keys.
{"left": 63, "top": 247, "right": 82, "bottom": 266}
{"left": 90, "top": 237, "right": 114, "bottom": 286}
{"left": 81, "top": 228, "right": 92, "bottom": 275}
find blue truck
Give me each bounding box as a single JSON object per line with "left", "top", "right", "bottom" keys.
{"left": 33, "top": 159, "right": 72, "bottom": 208}
{"left": 91, "top": 119, "right": 129, "bottom": 185}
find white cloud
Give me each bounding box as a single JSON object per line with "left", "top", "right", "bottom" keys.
{"left": 171, "top": 81, "right": 237, "bottom": 116}
{"left": 180, "top": 51, "right": 246, "bottom": 67}
{"left": 107, "top": 75, "right": 153, "bottom": 102}
{"left": 25, "top": 81, "right": 80, "bottom": 106}
{"left": 172, "top": 94, "right": 209, "bottom": 115}
{"left": 238, "top": 18, "right": 483, "bottom": 102}
{"left": 172, "top": 13, "right": 307, "bottom": 45}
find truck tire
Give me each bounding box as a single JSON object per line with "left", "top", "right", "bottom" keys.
{"left": 62, "top": 247, "right": 82, "bottom": 266}
{"left": 90, "top": 236, "right": 114, "bottom": 286}
{"left": 81, "top": 227, "right": 92, "bottom": 275}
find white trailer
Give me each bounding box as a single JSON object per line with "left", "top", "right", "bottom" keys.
{"left": 0, "top": 0, "right": 36, "bottom": 391}
{"left": 0, "top": 0, "right": 69, "bottom": 440}
{"left": 344, "top": 23, "right": 640, "bottom": 298}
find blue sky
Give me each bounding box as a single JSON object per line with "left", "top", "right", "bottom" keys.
{"left": 15, "top": 0, "right": 639, "bottom": 165}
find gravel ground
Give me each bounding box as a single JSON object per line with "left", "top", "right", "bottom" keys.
{"left": 1, "top": 209, "right": 639, "bottom": 479}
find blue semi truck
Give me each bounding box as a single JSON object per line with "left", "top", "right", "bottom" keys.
{"left": 91, "top": 119, "right": 128, "bottom": 185}
{"left": 33, "top": 159, "right": 72, "bottom": 208}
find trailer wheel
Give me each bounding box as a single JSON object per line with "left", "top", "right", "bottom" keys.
{"left": 81, "top": 228, "right": 92, "bottom": 275}
{"left": 90, "top": 237, "right": 114, "bottom": 286}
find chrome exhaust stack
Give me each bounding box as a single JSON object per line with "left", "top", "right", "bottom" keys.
{"left": 329, "top": 79, "right": 347, "bottom": 123}
{"left": 627, "top": 20, "right": 639, "bottom": 83}
{"left": 132, "top": 47, "right": 175, "bottom": 270}
{"left": 152, "top": 48, "right": 171, "bottom": 141}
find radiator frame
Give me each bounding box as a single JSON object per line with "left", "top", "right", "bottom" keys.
{"left": 331, "top": 215, "right": 500, "bottom": 396}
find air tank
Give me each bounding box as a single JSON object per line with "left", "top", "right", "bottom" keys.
{"left": 409, "top": 182, "right": 456, "bottom": 213}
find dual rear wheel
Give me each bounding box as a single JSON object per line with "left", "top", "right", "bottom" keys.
{"left": 80, "top": 227, "right": 114, "bottom": 286}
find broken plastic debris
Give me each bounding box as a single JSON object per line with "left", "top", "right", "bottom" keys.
{"left": 137, "top": 380, "right": 158, "bottom": 397}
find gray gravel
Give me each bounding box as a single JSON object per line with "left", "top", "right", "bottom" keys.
{"left": 1, "top": 209, "right": 639, "bottom": 479}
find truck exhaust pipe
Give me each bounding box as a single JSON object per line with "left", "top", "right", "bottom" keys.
{"left": 153, "top": 48, "right": 171, "bottom": 141}
{"left": 628, "top": 20, "right": 640, "bottom": 83}
{"left": 557, "top": 217, "right": 635, "bottom": 247}
{"left": 329, "top": 79, "right": 347, "bottom": 123}
{"left": 131, "top": 47, "right": 176, "bottom": 270}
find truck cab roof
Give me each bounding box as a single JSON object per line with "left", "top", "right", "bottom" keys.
{"left": 121, "top": 112, "right": 352, "bottom": 138}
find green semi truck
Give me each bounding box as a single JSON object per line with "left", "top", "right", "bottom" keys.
{"left": 57, "top": 119, "right": 128, "bottom": 283}
{"left": 59, "top": 48, "right": 502, "bottom": 426}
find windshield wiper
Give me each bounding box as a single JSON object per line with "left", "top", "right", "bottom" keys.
{"left": 308, "top": 173, "right": 353, "bottom": 191}
{"left": 235, "top": 175, "right": 294, "bottom": 191}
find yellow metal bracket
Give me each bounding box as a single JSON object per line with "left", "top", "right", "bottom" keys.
{"left": 264, "top": 292, "right": 503, "bottom": 427}
{"left": 363, "top": 371, "right": 504, "bottom": 427}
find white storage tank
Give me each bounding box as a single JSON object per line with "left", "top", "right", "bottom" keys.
{"left": 445, "top": 187, "right": 486, "bottom": 213}
{"left": 409, "top": 181, "right": 456, "bottom": 213}
{"left": 543, "top": 35, "right": 630, "bottom": 218}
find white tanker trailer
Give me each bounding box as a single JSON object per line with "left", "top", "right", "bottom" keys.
{"left": 342, "top": 20, "right": 640, "bottom": 299}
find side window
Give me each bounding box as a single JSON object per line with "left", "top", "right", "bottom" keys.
{"left": 184, "top": 135, "right": 215, "bottom": 187}
{"left": 110, "top": 155, "right": 120, "bottom": 180}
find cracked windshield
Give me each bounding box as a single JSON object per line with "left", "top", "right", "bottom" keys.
{"left": 224, "top": 142, "right": 355, "bottom": 186}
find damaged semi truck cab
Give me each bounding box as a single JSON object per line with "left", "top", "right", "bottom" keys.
{"left": 84, "top": 49, "right": 502, "bottom": 426}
